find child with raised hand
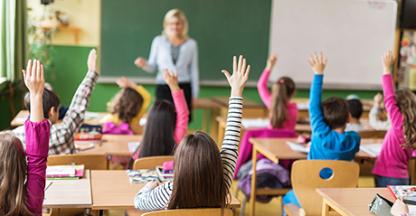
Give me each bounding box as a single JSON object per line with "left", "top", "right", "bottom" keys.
{"left": 0, "top": 60, "right": 50, "bottom": 215}
{"left": 103, "top": 77, "right": 151, "bottom": 134}
{"left": 132, "top": 69, "right": 189, "bottom": 159}
{"left": 13, "top": 49, "right": 99, "bottom": 154}
{"left": 257, "top": 54, "right": 298, "bottom": 129}
{"left": 282, "top": 53, "right": 361, "bottom": 213}
{"left": 134, "top": 55, "right": 250, "bottom": 210}
{"left": 373, "top": 51, "right": 416, "bottom": 187}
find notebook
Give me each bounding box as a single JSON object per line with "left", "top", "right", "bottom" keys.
{"left": 388, "top": 185, "right": 416, "bottom": 212}
{"left": 360, "top": 144, "right": 382, "bottom": 157}
{"left": 241, "top": 118, "right": 269, "bottom": 128}
{"left": 287, "top": 141, "right": 310, "bottom": 154}
{"left": 46, "top": 165, "right": 85, "bottom": 180}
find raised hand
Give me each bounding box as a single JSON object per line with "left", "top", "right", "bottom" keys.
{"left": 116, "top": 77, "right": 137, "bottom": 89}
{"left": 221, "top": 55, "right": 251, "bottom": 97}
{"left": 373, "top": 93, "right": 383, "bottom": 107}
{"left": 22, "top": 59, "right": 45, "bottom": 122}
{"left": 134, "top": 57, "right": 147, "bottom": 69}
{"left": 382, "top": 50, "right": 395, "bottom": 74}
{"left": 266, "top": 54, "right": 278, "bottom": 71}
{"left": 308, "top": 52, "right": 328, "bottom": 75}
{"left": 163, "top": 69, "right": 180, "bottom": 92}
{"left": 88, "top": 49, "right": 98, "bottom": 73}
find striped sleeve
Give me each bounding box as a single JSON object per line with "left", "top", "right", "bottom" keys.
{"left": 134, "top": 181, "right": 173, "bottom": 211}
{"left": 220, "top": 97, "right": 243, "bottom": 190}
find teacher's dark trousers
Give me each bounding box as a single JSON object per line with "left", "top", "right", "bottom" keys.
{"left": 156, "top": 82, "right": 192, "bottom": 123}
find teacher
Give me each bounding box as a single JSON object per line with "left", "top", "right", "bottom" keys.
{"left": 135, "top": 9, "right": 198, "bottom": 122}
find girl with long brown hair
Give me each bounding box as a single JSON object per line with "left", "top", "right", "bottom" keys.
{"left": 257, "top": 54, "right": 297, "bottom": 129}
{"left": 134, "top": 55, "right": 250, "bottom": 211}
{"left": 1, "top": 60, "right": 50, "bottom": 215}
{"left": 373, "top": 51, "right": 416, "bottom": 187}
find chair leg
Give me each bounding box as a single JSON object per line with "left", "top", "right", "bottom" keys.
{"left": 239, "top": 196, "right": 247, "bottom": 216}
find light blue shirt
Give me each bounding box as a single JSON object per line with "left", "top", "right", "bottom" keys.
{"left": 144, "top": 35, "right": 199, "bottom": 97}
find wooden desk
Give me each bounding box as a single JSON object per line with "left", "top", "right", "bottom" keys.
{"left": 317, "top": 188, "right": 394, "bottom": 216}
{"left": 79, "top": 135, "right": 141, "bottom": 157}
{"left": 10, "top": 110, "right": 108, "bottom": 127}
{"left": 248, "top": 138, "right": 382, "bottom": 216}
{"left": 44, "top": 170, "right": 92, "bottom": 208}
{"left": 91, "top": 170, "right": 241, "bottom": 211}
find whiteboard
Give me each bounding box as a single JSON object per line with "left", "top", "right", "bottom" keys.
{"left": 269, "top": 0, "right": 398, "bottom": 89}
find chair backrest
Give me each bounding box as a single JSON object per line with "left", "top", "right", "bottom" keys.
{"left": 141, "top": 208, "right": 233, "bottom": 216}
{"left": 47, "top": 154, "right": 108, "bottom": 170}
{"left": 291, "top": 160, "right": 360, "bottom": 216}
{"left": 133, "top": 155, "right": 174, "bottom": 170}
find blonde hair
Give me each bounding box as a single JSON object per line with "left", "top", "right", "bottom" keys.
{"left": 163, "top": 9, "right": 189, "bottom": 39}
{"left": 395, "top": 89, "right": 416, "bottom": 149}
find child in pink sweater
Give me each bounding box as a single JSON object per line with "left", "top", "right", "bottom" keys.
{"left": 132, "top": 70, "right": 189, "bottom": 159}
{"left": 257, "top": 54, "right": 298, "bottom": 130}
{"left": 0, "top": 60, "right": 50, "bottom": 216}
{"left": 373, "top": 51, "right": 416, "bottom": 187}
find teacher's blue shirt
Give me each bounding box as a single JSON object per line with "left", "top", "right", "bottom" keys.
{"left": 143, "top": 35, "right": 199, "bottom": 97}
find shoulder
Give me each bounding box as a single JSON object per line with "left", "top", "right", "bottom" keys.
{"left": 186, "top": 38, "right": 198, "bottom": 48}
{"left": 345, "top": 131, "right": 361, "bottom": 141}
{"left": 152, "top": 35, "right": 165, "bottom": 44}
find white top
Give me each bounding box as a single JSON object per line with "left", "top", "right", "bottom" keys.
{"left": 144, "top": 35, "right": 199, "bottom": 97}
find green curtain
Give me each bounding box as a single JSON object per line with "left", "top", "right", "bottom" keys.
{"left": 0, "top": 0, "right": 27, "bottom": 82}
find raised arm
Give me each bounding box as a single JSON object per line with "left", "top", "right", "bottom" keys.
{"left": 308, "top": 53, "right": 331, "bottom": 134}
{"left": 220, "top": 55, "right": 250, "bottom": 190}
{"left": 381, "top": 51, "right": 403, "bottom": 130}
{"left": 369, "top": 93, "right": 390, "bottom": 130}
{"left": 164, "top": 70, "right": 190, "bottom": 143}
{"left": 134, "top": 182, "right": 173, "bottom": 211}
{"left": 23, "top": 60, "right": 51, "bottom": 215}
{"left": 49, "top": 49, "right": 99, "bottom": 154}
{"left": 257, "top": 54, "right": 277, "bottom": 108}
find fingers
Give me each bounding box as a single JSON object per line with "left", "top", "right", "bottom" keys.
{"left": 238, "top": 55, "right": 243, "bottom": 73}
{"left": 244, "top": 65, "right": 251, "bottom": 81}
{"left": 221, "top": 69, "right": 231, "bottom": 82}
{"left": 26, "top": 59, "right": 32, "bottom": 78}
{"left": 241, "top": 58, "right": 246, "bottom": 75}
{"left": 40, "top": 64, "right": 44, "bottom": 81}
{"left": 233, "top": 56, "right": 237, "bottom": 74}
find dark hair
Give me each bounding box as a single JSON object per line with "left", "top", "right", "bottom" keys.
{"left": 347, "top": 99, "right": 363, "bottom": 119}
{"left": 168, "top": 131, "right": 227, "bottom": 209}
{"left": 322, "top": 97, "right": 349, "bottom": 129}
{"left": 395, "top": 89, "right": 416, "bottom": 148}
{"left": 24, "top": 88, "right": 60, "bottom": 119}
{"left": 138, "top": 100, "right": 177, "bottom": 158}
{"left": 270, "top": 76, "right": 296, "bottom": 128}
{"left": 112, "top": 88, "right": 144, "bottom": 123}
{"left": 0, "top": 132, "right": 32, "bottom": 216}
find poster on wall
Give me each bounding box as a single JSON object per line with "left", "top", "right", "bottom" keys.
{"left": 399, "top": 31, "right": 416, "bottom": 90}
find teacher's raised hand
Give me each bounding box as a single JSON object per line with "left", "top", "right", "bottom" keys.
{"left": 134, "top": 57, "right": 147, "bottom": 69}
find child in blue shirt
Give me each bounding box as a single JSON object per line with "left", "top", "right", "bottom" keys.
{"left": 282, "top": 53, "right": 361, "bottom": 214}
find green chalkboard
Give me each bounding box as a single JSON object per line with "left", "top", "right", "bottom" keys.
{"left": 101, "top": 0, "right": 271, "bottom": 84}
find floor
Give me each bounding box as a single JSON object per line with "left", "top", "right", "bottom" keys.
{"left": 108, "top": 177, "right": 375, "bottom": 216}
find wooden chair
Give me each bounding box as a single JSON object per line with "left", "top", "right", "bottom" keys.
{"left": 133, "top": 155, "right": 174, "bottom": 170}
{"left": 141, "top": 208, "right": 234, "bottom": 216}
{"left": 47, "top": 154, "right": 108, "bottom": 170}
{"left": 284, "top": 160, "right": 360, "bottom": 216}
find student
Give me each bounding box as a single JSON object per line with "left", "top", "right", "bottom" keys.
{"left": 0, "top": 60, "right": 50, "bottom": 215}
{"left": 346, "top": 98, "right": 364, "bottom": 132}
{"left": 132, "top": 70, "right": 189, "bottom": 159}
{"left": 369, "top": 93, "right": 391, "bottom": 130}
{"left": 282, "top": 53, "right": 361, "bottom": 212}
{"left": 103, "top": 77, "right": 151, "bottom": 134}
{"left": 13, "top": 49, "right": 99, "bottom": 154}
{"left": 257, "top": 54, "right": 298, "bottom": 130}
{"left": 134, "top": 55, "right": 250, "bottom": 210}
{"left": 372, "top": 51, "right": 416, "bottom": 187}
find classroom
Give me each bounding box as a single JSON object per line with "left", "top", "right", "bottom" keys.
{"left": 0, "top": 0, "right": 416, "bottom": 215}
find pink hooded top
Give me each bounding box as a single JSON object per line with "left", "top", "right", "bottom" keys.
{"left": 373, "top": 74, "right": 414, "bottom": 179}
{"left": 257, "top": 69, "right": 298, "bottom": 130}
{"left": 25, "top": 119, "right": 50, "bottom": 215}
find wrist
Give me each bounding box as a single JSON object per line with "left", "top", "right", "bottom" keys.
{"left": 314, "top": 71, "right": 324, "bottom": 75}
{"left": 169, "top": 84, "right": 180, "bottom": 92}
{"left": 231, "top": 88, "right": 243, "bottom": 97}
{"left": 30, "top": 93, "right": 43, "bottom": 100}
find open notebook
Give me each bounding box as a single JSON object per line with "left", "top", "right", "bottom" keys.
{"left": 360, "top": 144, "right": 382, "bottom": 157}
{"left": 287, "top": 141, "right": 310, "bottom": 154}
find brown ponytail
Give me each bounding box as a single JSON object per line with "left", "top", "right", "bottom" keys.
{"left": 395, "top": 89, "right": 416, "bottom": 149}
{"left": 270, "top": 77, "right": 296, "bottom": 128}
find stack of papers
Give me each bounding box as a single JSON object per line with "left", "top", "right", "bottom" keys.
{"left": 360, "top": 144, "right": 382, "bottom": 157}
{"left": 241, "top": 118, "right": 269, "bottom": 128}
